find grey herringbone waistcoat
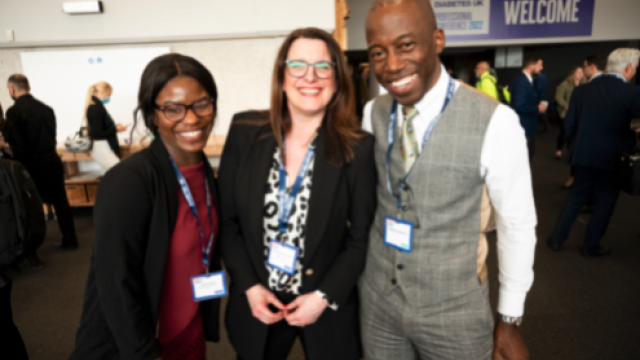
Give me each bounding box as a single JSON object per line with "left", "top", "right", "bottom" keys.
{"left": 362, "top": 85, "right": 498, "bottom": 308}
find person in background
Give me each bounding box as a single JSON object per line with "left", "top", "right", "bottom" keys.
{"left": 583, "top": 53, "right": 607, "bottom": 81}
{"left": 361, "top": 1, "right": 536, "bottom": 359}
{"left": 547, "top": 48, "right": 640, "bottom": 257}
{"left": 446, "top": 65, "right": 459, "bottom": 80}
{"left": 70, "top": 54, "right": 223, "bottom": 360}
{"left": 85, "top": 81, "right": 128, "bottom": 175}
{"left": 219, "top": 27, "right": 376, "bottom": 360}
{"left": 555, "top": 66, "right": 586, "bottom": 188}
{"left": 475, "top": 61, "right": 500, "bottom": 100}
{"left": 534, "top": 57, "right": 550, "bottom": 133}
{"left": 5, "top": 74, "right": 78, "bottom": 250}
{"left": 0, "top": 103, "right": 13, "bottom": 157}
{"left": 510, "top": 53, "right": 545, "bottom": 161}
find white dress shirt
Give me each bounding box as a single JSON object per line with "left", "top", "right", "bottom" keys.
{"left": 362, "top": 65, "right": 537, "bottom": 317}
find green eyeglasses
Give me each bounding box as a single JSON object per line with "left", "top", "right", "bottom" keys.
{"left": 285, "top": 60, "right": 336, "bottom": 79}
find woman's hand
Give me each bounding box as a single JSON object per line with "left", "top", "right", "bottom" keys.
{"left": 245, "top": 284, "right": 285, "bottom": 325}
{"left": 284, "top": 292, "right": 328, "bottom": 327}
{"left": 115, "top": 123, "right": 128, "bottom": 132}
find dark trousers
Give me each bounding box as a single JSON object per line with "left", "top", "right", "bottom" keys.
{"left": 539, "top": 113, "right": 550, "bottom": 132}
{"left": 27, "top": 153, "right": 77, "bottom": 243}
{"left": 550, "top": 166, "right": 621, "bottom": 252}
{"left": 0, "top": 281, "right": 29, "bottom": 360}
{"left": 556, "top": 118, "right": 568, "bottom": 151}
{"left": 238, "top": 292, "right": 309, "bottom": 360}
{"left": 526, "top": 136, "right": 535, "bottom": 161}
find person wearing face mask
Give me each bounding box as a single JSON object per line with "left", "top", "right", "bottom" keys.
{"left": 85, "top": 81, "right": 128, "bottom": 175}
{"left": 218, "top": 28, "right": 376, "bottom": 360}
{"left": 5, "top": 74, "right": 78, "bottom": 250}
{"left": 70, "top": 54, "right": 224, "bottom": 360}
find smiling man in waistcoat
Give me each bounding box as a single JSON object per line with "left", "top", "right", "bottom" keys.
{"left": 359, "top": 1, "right": 537, "bottom": 360}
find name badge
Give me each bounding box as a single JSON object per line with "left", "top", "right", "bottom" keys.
{"left": 267, "top": 239, "right": 299, "bottom": 275}
{"left": 384, "top": 216, "right": 414, "bottom": 252}
{"left": 191, "top": 271, "right": 227, "bottom": 302}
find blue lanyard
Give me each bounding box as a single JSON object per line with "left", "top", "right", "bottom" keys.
{"left": 278, "top": 137, "right": 316, "bottom": 234}
{"left": 386, "top": 77, "right": 455, "bottom": 209}
{"left": 170, "top": 158, "right": 215, "bottom": 272}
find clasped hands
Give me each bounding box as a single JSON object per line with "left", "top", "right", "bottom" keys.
{"left": 246, "top": 284, "right": 328, "bottom": 327}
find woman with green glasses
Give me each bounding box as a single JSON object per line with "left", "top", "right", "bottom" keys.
{"left": 219, "top": 27, "right": 377, "bottom": 360}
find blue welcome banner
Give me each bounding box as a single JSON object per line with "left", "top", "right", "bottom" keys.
{"left": 433, "top": 0, "right": 595, "bottom": 41}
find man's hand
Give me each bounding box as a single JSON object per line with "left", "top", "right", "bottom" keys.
{"left": 538, "top": 104, "right": 547, "bottom": 114}
{"left": 245, "top": 284, "right": 285, "bottom": 325}
{"left": 284, "top": 292, "right": 328, "bottom": 327}
{"left": 493, "top": 321, "right": 529, "bottom": 360}
{"left": 116, "top": 123, "right": 128, "bottom": 132}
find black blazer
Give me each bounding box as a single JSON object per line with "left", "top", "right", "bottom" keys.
{"left": 87, "top": 97, "right": 117, "bottom": 140}
{"left": 218, "top": 112, "right": 377, "bottom": 360}
{"left": 70, "top": 139, "right": 222, "bottom": 360}
{"left": 509, "top": 72, "right": 540, "bottom": 137}
{"left": 4, "top": 94, "right": 58, "bottom": 163}
{"left": 565, "top": 75, "right": 640, "bottom": 170}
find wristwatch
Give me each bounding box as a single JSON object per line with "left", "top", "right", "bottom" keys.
{"left": 497, "top": 313, "right": 523, "bottom": 327}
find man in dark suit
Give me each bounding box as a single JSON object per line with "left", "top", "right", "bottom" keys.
{"left": 548, "top": 48, "right": 640, "bottom": 256}
{"left": 534, "top": 59, "right": 550, "bottom": 133}
{"left": 510, "top": 53, "right": 545, "bottom": 160}
{"left": 5, "top": 74, "right": 78, "bottom": 249}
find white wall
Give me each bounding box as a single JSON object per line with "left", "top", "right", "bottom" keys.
{"left": 347, "top": 0, "right": 640, "bottom": 50}
{"left": 0, "top": 0, "right": 337, "bottom": 138}
{"left": 0, "top": 37, "right": 285, "bottom": 137}
{"left": 0, "top": 0, "right": 335, "bottom": 47}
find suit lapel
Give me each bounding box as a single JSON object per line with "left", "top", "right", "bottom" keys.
{"left": 150, "top": 139, "right": 179, "bottom": 234}
{"left": 304, "top": 130, "right": 340, "bottom": 265}
{"left": 247, "top": 131, "right": 277, "bottom": 251}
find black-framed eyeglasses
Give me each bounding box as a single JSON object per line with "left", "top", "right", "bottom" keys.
{"left": 285, "top": 60, "right": 336, "bottom": 79}
{"left": 155, "top": 98, "right": 215, "bottom": 122}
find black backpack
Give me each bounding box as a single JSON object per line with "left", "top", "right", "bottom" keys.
{"left": 0, "top": 157, "right": 46, "bottom": 268}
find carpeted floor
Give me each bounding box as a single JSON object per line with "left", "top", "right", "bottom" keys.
{"left": 10, "top": 130, "right": 640, "bottom": 360}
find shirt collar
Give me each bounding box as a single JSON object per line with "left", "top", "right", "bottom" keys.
{"left": 589, "top": 72, "right": 603, "bottom": 82}
{"left": 522, "top": 71, "right": 533, "bottom": 84}
{"left": 406, "top": 64, "right": 450, "bottom": 116}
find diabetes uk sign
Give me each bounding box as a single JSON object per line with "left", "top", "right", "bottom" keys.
{"left": 433, "top": 0, "right": 595, "bottom": 41}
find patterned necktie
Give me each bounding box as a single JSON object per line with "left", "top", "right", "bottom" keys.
{"left": 400, "top": 105, "right": 419, "bottom": 173}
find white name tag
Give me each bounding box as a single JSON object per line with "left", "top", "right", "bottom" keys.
{"left": 191, "top": 271, "right": 227, "bottom": 302}
{"left": 384, "top": 216, "right": 414, "bottom": 252}
{"left": 267, "top": 239, "right": 299, "bottom": 275}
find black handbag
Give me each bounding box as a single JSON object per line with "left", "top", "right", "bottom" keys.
{"left": 618, "top": 137, "right": 640, "bottom": 195}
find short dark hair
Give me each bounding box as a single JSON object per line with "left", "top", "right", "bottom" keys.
{"left": 134, "top": 53, "right": 218, "bottom": 136}
{"left": 585, "top": 54, "right": 607, "bottom": 71}
{"left": 7, "top": 74, "right": 30, "bottom": 91}
{"left": 522, "top": 53, "right": 541, "bottom": 68}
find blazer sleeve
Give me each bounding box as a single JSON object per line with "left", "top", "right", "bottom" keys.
{"left": 87, "top": 104, "right": 116, "bottom": 140}
{"left": 218, "top": 120, "right": 261, "bottom": 294}
{"left": 564, "top": 88, "right": 581, "bottom": 142}
{"left": 510, "top": 77, "right": 539, "bottom": 116}
{"left": 93, "top": 165, "right": 162, "bottom": 360}
{"left": 317, "top": 136, "right": 377, "bottom": 306}
{"left": 555, "top": 83, "right": 569, "bottom": 113}
{"left": 3, "top": 108, "right": 26, "bottom": 162}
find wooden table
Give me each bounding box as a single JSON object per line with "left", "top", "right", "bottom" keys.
{"left": 56, "top": 136, "right": 225, "bottom": 207}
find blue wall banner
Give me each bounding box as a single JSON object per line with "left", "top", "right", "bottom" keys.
{"left": 433, "top": 0, "right": 595, "bottom": 41}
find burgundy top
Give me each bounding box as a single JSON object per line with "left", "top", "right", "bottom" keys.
{"left": 158, "top": 162, "right": 218, "bottom": 360}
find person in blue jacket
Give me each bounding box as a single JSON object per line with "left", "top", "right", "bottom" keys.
{"left": 509, "top": 53, "right": 545, "bottom": 161}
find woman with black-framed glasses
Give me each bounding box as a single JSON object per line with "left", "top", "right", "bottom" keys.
{"left": 70, "top": 53, "right": 224, "bottom": 360}
{"left": 219, "top": 27, "right": 376, "bottom": 360}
